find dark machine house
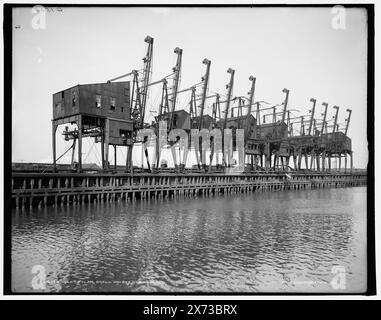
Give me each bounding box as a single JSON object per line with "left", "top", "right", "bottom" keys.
{"left": 52, "top": 81, "right": 134, "bottom": 172}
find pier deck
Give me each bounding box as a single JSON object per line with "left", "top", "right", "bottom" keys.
{"left": 11, "top": 171, "right": 367, "bottom": 209}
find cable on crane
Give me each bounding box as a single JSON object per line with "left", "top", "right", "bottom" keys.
{"left": 41, "top": 142, "right": 75, "bottom": 173}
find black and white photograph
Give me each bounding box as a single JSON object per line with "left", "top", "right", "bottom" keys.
{"left": 3, "top": 3, "right": 375, "bottom": 297}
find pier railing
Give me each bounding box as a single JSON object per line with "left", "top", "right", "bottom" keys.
{"left": 11, "top": 172, "right": 367, "bottom": 208}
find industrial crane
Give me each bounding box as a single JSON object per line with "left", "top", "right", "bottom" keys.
{"left": 223, "top": 68, "right": 235, "bottom": 129}
{"left": 156, "top": 56, "right": 211, "bottom": 171}
{"left": 152, "top": 47, "right": 184, "bottom": 170}
{"left": 320, "top": 102, "right": 329, "bottom": 137}
{"left": 109, "top": 36, "right": 154, "bottom": 130}
{"left": 269, "top": 89, "right": 289, "bottom": 170}
{"left": 195, "top": 59, "right": 211, "bottom": 170}
{"left": 125, "top": 36, "right": 155, "bottom": 130}
{"left": 106, "top": 35, "right": 154, "bottom": 171}
{"left": 319, "top": 102, "right": 329, "bottom": 171}
{"left": 139, "top": 36, "right": 154, "bottom": 129}
{"left": 242, "top": 76, "right": 256, "bottom": 170}
{"left": 278, "top": 88, "right": 289, "bottom": 138}
{"left": 198, "top": 59, "right": 211, "bottom": 131}
{"left": 343, "top": 108, "right": 353, "bottom": 173}
{"left": 308, "top": 98, "right": 316, "bottom": 136}
{"left": 222, "top": 68, "right": 235, "bottom": 167}
{"left": 281, "top": 89, "right": 289, "bottom": 123}
{"left": 132, "top": 36, "right": 154, "bottom": 172}
{"left": 308, "top": 98, "right": 317, "bottom": 170}
{"left": 189, "top": 87, "right": 197, "bottom": 118}
{"left": 244, "top": 76, "right": 256, "bottom": 142}
{"left": 344, "top": 109, "right": 352, "bottom": 136}
{"left": 328, "top": 105, "right": 340, "bottom": 171}
{"left": 168, "top": 47, "right": 183, "bottom": 132}
{"left": 208, "top": 94, "right": 222, "bottom": 172}
{"left": 122, "top": 37, "right": 172, "bottom": 172}
{"left": 332, "top": 106, "right": 340, "bottom": 134}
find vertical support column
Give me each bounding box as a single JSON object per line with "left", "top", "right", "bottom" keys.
{"left": 328, "top": 154, "right": 331, "bottom": 172}
{"left": 52, "top": 121, "right": 58, "bottom": 172}
{"left": 286, "top": 156, "right": 290, "bottom": 171}
{"left": 338, "top": 154, "right": 342, "bottom": 172}
{"left": 114, "top": 145, "right": 117, "bottom": 170}
{"left": 350, "top": 151, "right": 353, "bottom": 174}
{"left": 310, "top": 152, "right": 315, "bottom": 171}
{"left": 316, "top": 153, "right": 320, "bottom": 171}
{"left": 77, "top": 114, "right": 82, "bottom": 173}
{"left": 127, "top": 145, "right": 133, "bottom": 172}
{"left": 304, "top": 153, "right": 309, "bottom": 170}
{"left": 71, "top": 138, "right": 77, "bottom": 168}
{"left": 322, "top": 152, "right": 326, "bottom": 172}
{"left": 101, "top": 129, "right": 105, "bottom": 170}
{"left": 293, "top": 154, "right": 297, "bottom": 171}
{"left": 344, "top": 153, "right": 347, "bottom": 173}
{"left": 273, "top": 153, "right": 277, "bottom": 170}
{"left": 104, "top": 118, "right": 110, "bottom": 170}
{"left": 297, "top": 150, "right": 302, "bottom": 171}
{"left": 265, "top": 143, "right": 271, "bottom": 170}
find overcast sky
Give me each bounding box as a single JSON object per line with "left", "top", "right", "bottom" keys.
{"left": 12, "top": 6, "right": 368, "bottom": 168}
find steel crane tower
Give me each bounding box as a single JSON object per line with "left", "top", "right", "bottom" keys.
{"left": 244, "top": 76, "right": 256, "bottom": 170}
{"left": 106, "top": 35, "right": 154, "bottom": 172}
{"left": 223, "top": 68, "right": 235, "bottom": 130}
{"left": 320, "top": 102, "right": 329, "bottom": 171}
{"left": 138, "top": 36, "right": 154, "bottom": 129}
{"left": 308, "top": 98, "right": 317, "bottom": 170}
{"left": 281, "top": 88, "right": 289, "bottom": 124}
{"left": 198, "top": 59, "right": 211, "bottom": 130}
{"left": 344, "top": 109, "right": 352, "bottom": 136}
{"left": 222, "top": 68, "right": 235, "bottom": 167}
{"left": 244, "top": 76, "right": 256, "bottom": 142}
{"left": 196, "top": 59, "right": 211, "bottom": 170}
{"left": 332, "top": 106, "right": 340, "bottom": 133}
{"left": 344, "top": 108, "right": 353, "bottom": 173}
{"left": 168, "top": 47, "right": 183, "bottom": 131}
{"left": 308, "top": 98, "right": 316, "bottom": 136}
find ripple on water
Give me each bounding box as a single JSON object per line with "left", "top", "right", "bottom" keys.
{"left": 11, "top": 187, "right": 367, "bottom": 293}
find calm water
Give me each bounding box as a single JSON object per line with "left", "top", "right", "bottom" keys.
{"left": 12, "top": 187, "right": 367, "bottom": 293}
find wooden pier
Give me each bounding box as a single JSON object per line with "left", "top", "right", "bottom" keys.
{"left": 11, "top": 171, "right": 367, "bottom": 209}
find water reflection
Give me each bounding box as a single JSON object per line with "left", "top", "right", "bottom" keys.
{"left": 12, "top": 187, "right": 367, "bottom": 293}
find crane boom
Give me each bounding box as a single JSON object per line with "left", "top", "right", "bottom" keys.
{"left": 198, "top": 59, "right": 211, "bottom": 130}
{"left": 189, "top": 87, "right": 197, "bottom": 118}
{"left": 139, "top": 35, "right": 154, "bottom": 128}
{"left": 321, "top": 102, "right": 328, "bottom": 136}
{"left": 308, "top": 98, "right": 316, "bottom": 136}
{"left": 223, "top": 68, "right": 235, "bottom": 129}
{"left": 344, "top": 109, "right": 352, "bottom": 136}
{"left": 332, "top": 106, "right": 340, "bottom": 133}
{"left": 159, "top": 79, "right": 169, "bottom": 117}
{"left": 246, "top": 76, "right": 256, "bottom": 119}
{"left": 107, "top": 71, "right": 135, "bottom": 83}
{"left": 244, "top": 76, "right": 256, "bottom": 141}
{"left": 168, "top": 47, "right": 183, "bottom": 131}
{"left": 282, "top": 88, "right": 289, "bottom": 124}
